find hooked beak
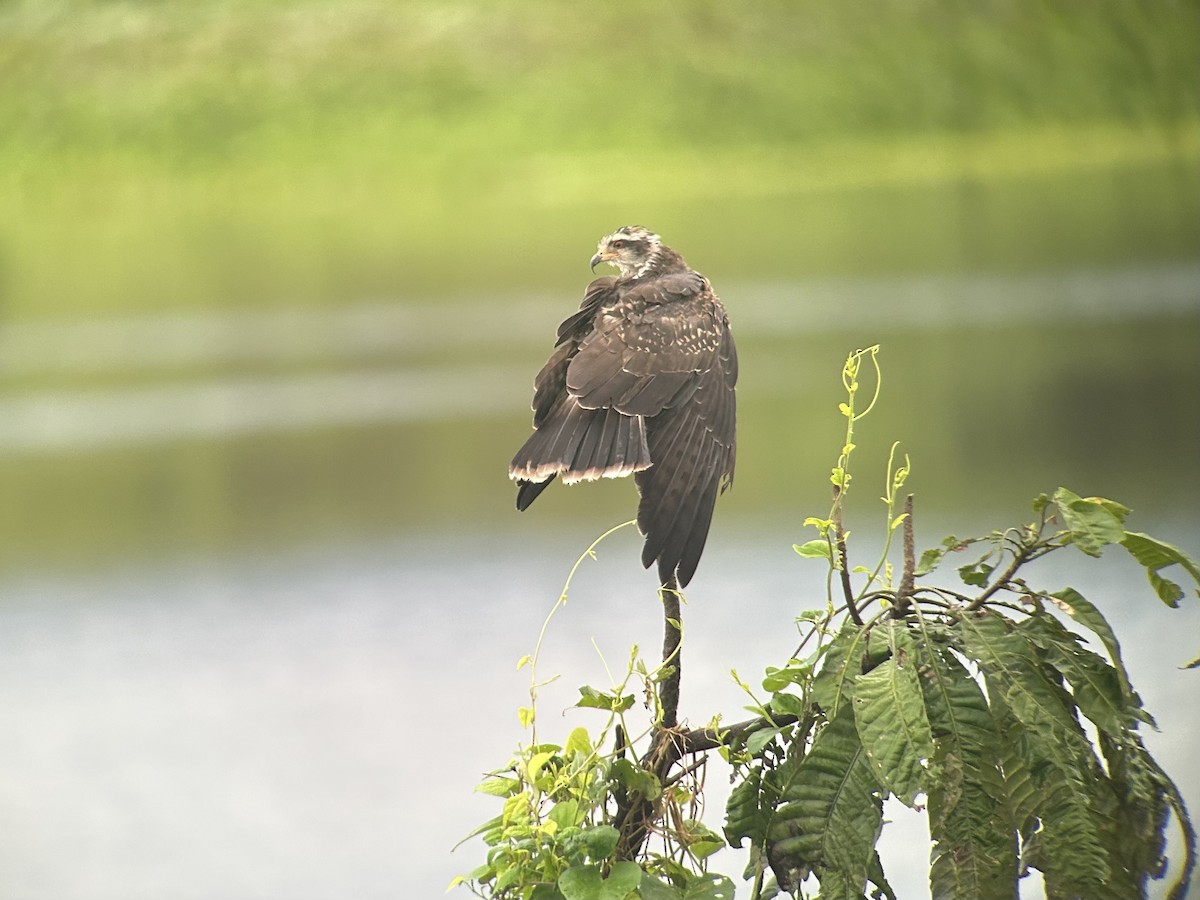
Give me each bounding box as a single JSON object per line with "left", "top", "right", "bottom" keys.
{"left": 589, "top": 252, "right": 603, "bottom": 272}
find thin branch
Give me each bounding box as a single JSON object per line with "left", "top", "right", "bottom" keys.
{"left": 893, "top": 494, "right": 915, "bottom": 618}
{"left": 968, "top": 544, "right": 1031, "bottom": 610}
{"left": 833, "top": 485, "right": 863, "bottom": 626}
{"left": 659, "top": 576, "right": 682, "bottom": 729}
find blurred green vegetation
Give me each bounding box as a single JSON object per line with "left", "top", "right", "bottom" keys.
{"left": 1, "top": 0, "right": 1198, "bottom": 571}
{"left": 1, "top": 0, "right": 1197, "bottom": 318}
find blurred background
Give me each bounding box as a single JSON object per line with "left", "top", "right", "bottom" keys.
{"left": 0, "top": 1, "right": 1197, "bottom": 897}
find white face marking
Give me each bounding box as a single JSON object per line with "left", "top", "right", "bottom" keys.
{"left": 596, "top": 227, "right": 663, "bottom": 278}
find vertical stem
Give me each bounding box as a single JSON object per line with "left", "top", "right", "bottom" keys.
{"left": 833, "top": 486, "right": 863, "bottom": 626}
{"left": 660, "top": 575, "right": 682, "bottom": 729}
{"left": 894, "top": 494, "right": 915, "bottom": 618}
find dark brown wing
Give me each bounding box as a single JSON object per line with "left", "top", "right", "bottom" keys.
{"left": 510, "top": 277, "right": 653, "bottom": 506}
{"left": 568, "top": 272, "right": 737, "bottom": 586}
{"left": 565, "top": 272, "right": 710, "bottom": 416}
{"left": 634, "top": 305, "right": 737, "bottom": 587}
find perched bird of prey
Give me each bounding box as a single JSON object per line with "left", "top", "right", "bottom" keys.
{"left": 509, "top": 226, "right": 737, "bottom": 588}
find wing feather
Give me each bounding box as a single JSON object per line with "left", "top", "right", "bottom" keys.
{"left": 510, "top": 256, "right": 737, "bottom": 585}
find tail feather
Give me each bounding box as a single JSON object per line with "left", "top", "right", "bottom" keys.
{"left": 510, "top": 399, "right": 651, "bottom": 508}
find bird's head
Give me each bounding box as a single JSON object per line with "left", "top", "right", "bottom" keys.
{"left": 590, "top": 226, "right": 663, "bottom": 279}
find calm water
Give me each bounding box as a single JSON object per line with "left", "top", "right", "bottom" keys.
{"left": 0, "top": 260, "right": 1197, "bottom": 898}
{"left": 0, "top": 516, "right": 1196, "bottom": 899}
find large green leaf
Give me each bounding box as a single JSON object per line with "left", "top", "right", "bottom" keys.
{"left": 913, "top": 627, "right": 1017, "bottom": 900}
{"left": 638, "top": 872, "right": 735, "bottom": 900}
{"left": 1052, "top": 487, "right": 1125, "bottom": 557}
{"left": 812, "top": 621, "right": 870, "bottom": 720}
{"left": 1121, "top": 531, "right": 1200, "bottom": 608}
{"left": 1049, "top": 587, "right": 1137, "bottom": 704}
{"left": 956, "top": 613, "right": 1088, "bottom": 751}
{"left": 850, "top": 623, "right": 934, "bottom": 806}
{"left": 959, "top": 614, "right": 1114, "bottom": 895}
{"left": 766, "top": 708, "right": 883, "bottom": 894}
{"left": 1018, "top": 614, "right": 1144, "bottom": 736}
{"left": 557, "top": 861, "right": 641, "bottom": 900}
{"left": 723, "top": 766, "right": 766, "bottom": 849}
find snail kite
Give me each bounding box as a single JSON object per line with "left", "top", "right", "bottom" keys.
{"left": 509, "top": 226, "right": 737, "bottom": 587}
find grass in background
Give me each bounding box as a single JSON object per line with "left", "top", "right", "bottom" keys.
{"left": 0, "top": 0, "right": 1197, "bottom": 319}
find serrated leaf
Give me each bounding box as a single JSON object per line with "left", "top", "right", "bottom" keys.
{"left": 724, "top": 767, "right": 766, "bottom": 849}
{"left": 1053, "top": 487, "right": 1125, "bottom": 557}
{"left": 1049, "top": 587, "right": 1138, "bottom": 708}
{"left": 812, "top": 621, "right": 870, "bottom": 719}
{"left": 1121, "top": 531, "right": 1200, "bottom": 608}
{"left": 765, "top": 708, "right": 883, "bottom": 893}
{"left": 1019, "top": 614, "right": 1142, "bottom": 736}
{"left": 959, "top": 614, "right": 1114, "bottom": 893}
{"left": 850, "top": 624, "right": 934, "bottom": 805}
{"left": 911, "top": 628, "right": 1016, "bottom": 900}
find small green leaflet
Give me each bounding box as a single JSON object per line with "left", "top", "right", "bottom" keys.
{"left": 1120, "top": 531, "right": 1200, "bottom": 608}
{"left": 1053, "top": 487, "right": 1125, "bottom": 557}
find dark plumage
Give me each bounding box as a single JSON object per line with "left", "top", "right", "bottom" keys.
{"left": 509, "top": 226, "right": 737, "bottom": 587}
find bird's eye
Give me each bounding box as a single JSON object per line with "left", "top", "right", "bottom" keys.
{"left": 610, "top": 240, "right": 627, "bottom": 250}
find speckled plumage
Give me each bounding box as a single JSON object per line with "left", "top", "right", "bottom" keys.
{"left": 509, "top": 227, "right": 737, "bottom": 587}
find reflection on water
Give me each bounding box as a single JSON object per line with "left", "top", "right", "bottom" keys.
{"left": 0, "top": 521, "right": 1196, "bottom": 899}
{"left": 0, "top": 264, "right": 1197, "bottom": 573}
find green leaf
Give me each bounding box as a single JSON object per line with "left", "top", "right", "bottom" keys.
{"left": 1049, "top": 587, "right": 1138, "bottom": 709}
{"left": 610, "top": 758, "right": 661, "bottom": 800}
{"left": 564, "top": 726, "right": 593, "bottom": 758}
{"left": 746, "top": 727, "right": 782, "bottom": 756}
{"left": 1019, "top": 614, "right": 1144, "bottom": 736}
{"left": 557, "top": 862, "right": 641, "bottom": 900}
{"left": 1053, "top": 487, "right": 1125, "bottom": 557}
{"left": 912, "top": 628, "right": 1017, "bottom": 900}
{"left": 762, "top": 663, "right": 809, "bottom": 692}
{"left": 549, "top": 799, "right": 582, "bottom": 830}
{"left": 475, "top": 775, "right": 521, "bottom": 798}
{"left": 639, "top": 872, "right": 736, "bottom": 900}
{"left": 915, "top": 547, "right": 946, "bottom": 577}
{"left": 575, "top": 685, "right": 635, "bottom": 713}
{"left": 765, "top": 708, "right": 883, "bottom": 893}
{"left": 959, "top": 614, "right": 1114, "bottom": 893}
{"left": 770, "top": 691, "right": 805, "bottom": 718}
{"left": 956, "top": 613, "right": 1088, "bottom": 750}
{"left": 580, "top": 824, "right": 619, "bottom": 861}
{"left": 795, "top": 539, "right": 832, "bottom": 559}
{"left": 1121, "top": 531, "right": 1200, "bottom": 608}
{"left": 958, "top": 560, "right": 994, "bottom": 588}
{"left": 812, "top": 621, "right": 870, "bottom": 719}
{"left": 850, "top": 624, "right": 934, "bottom": 806}
{"left": 724, "top": 767, "right": 766, "bottom": 849}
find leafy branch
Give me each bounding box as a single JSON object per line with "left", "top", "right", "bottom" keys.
{"left": 457, "top": 348, "right": 1199, "bottom": 900}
